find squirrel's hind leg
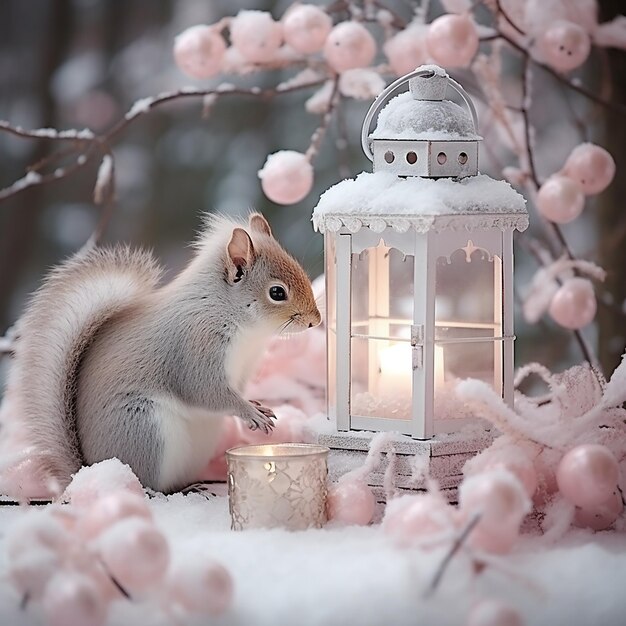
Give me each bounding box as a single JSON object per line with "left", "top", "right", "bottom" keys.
{"left": 79, "top": 393, "right": 164, "bottom": 491}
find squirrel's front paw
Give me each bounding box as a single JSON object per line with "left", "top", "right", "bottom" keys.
{"left": 246, "top": 401, "right": 276, "bottom": 434}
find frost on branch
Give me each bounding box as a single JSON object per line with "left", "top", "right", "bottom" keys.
{"left": 338, "top": 69, "right": 385, "bottom": 100}
{"left": 93, "top": 155, "right": 114, "bottom": 205}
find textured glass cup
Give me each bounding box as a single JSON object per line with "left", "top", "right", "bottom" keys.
{"left": 226, "top": 443, "right": 329, "bottom": 531}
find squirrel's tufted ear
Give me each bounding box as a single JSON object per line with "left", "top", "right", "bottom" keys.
{"left": 226, "top": 227, "right": 255, "bottom": 284}
{"left": 248, "top": 213, "right": 273, "bottom": 238}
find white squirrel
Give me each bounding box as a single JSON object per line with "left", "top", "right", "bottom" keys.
{"left": 5, "top": 213, "right": 321, "bottom": 494}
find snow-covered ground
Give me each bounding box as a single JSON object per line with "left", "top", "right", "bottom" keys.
{"left": 1, "top": 493, "right": 625, "bottom": 626}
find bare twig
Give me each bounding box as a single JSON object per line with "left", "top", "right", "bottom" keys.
{"left": 494, "top": 0, "right": 526, "bottom": 37}
{"left": 0, "top": 78, "right": 327, "bottom": 205}
{"left": 496, "top": 33, "right": 626, "bottom": 116}
{"left": 306, "top": 77, "right": 341, "bottom": 162}
{"left": 425, "top": 513, "right": 481, "bottom": 596}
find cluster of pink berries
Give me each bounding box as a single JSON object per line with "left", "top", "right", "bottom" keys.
{"left": 327, "top": 440, "right": 621, "bottom": 549}
{"left": 534, "top": 143, "right": 615, "bottom": 330}
{"left": 6, "top": 463, "right": 233, "bottom": 626}
{"left": 172, "top": 7, "right": 484, "bottom": 206}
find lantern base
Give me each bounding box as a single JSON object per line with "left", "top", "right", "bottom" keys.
{"left": 318, "top": 428, "right": 494, "bottom": 519}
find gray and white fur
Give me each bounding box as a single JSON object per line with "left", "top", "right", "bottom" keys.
{"left": 7, "top": 213, "right": 321, "bottom": 493}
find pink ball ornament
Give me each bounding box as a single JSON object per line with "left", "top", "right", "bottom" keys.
{"left": 8, "top": 548, "right": 60, "bottom": 600}
{"left": 78, "top": 491, "right": 152, "bottom": 539}
{"left": 459, "top": 470, "right": 530, "bottom": 548}
{"left": 174, "top": 25, "right": 226, "bottom": 79}
{"left": 548, "top": 278, "right": 596, "bottom": 330}
{"left": 537, "top": 20, "right": 591, "bottom": 73}
{"left": 467, "top": 599, "right": 523, "bottom": 626}
{"left": 556, "top": 444, "right": 619, "bottom": 509}
{"left": 324, "top": 22, "right": 376, "bottom": 73}
{"left": 282, "top": 5, "right": 332, "bottom": 54}
{"left": 168, "top": 560, "right": 234, "bottom": 616}
{"left": 383, "top": 26, "right": 428, "bottom": 76}
{"left": 467, "top": 451, "right": 538, "bottom": 499}
{"left": 536, "top": 175, "right": 584, "bottom": 224}
{"left": 426, "top": 14, "right": 479, "bottom": 68}
{"left": 98, "top": 518, "right": 170, "bottom": 592}
{"left": 258, "top": 150, "right": 314, "bottom": 205}
{"left": 42, "top": 573, "right": 108, "bottom": 626}
{"left": 230, "top": 11, "right": 283, "bottom": 64}
{"left": 382, "top": 494, "right": 452, "bottom": 547}
{"left": 6, "top": 512, "right": 69, "bottom": 559}
{"left": 466, "top": 523, "right": 519, "bottom": 555}
{"left": 574, "top": 489, "right": 623, "bottom": 531}
{"left": 562, "top": 143, "right": 616, "bottom": 195}
{"left": 327, "top": 479, "right": 376, "bottom": 526}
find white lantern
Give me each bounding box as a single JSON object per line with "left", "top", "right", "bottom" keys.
{"left": 314, "top": 66, "right": 528, "bottom": 441}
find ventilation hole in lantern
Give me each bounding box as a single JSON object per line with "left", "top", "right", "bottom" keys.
{"left": 406, "top": 151, "right": 417, "bottom": 164}
{"left": 384, "top": 151, "right": 395, "bottom": 164}
{"left": 437, "top": 152, "right": 447, "bottom": 165}
{"left": 458, "top": 152, "right": 468, "bottom": 165}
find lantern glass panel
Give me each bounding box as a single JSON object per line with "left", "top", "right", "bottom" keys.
{"left": 434, "top": 243, "right": 503, "bottom": 420}
{"left": 350, "top": 243, "right": 414, "bottom": 420}
{"left": 325, "top": 233, "right": 337, "bottom": 419}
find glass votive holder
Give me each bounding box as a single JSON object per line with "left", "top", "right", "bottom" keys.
{"left": 226, "top": 443, "right": 329, "bottom": 531}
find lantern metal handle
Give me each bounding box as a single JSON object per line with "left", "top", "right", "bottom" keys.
{"left": 360, "top": 67, "right": 479, "bottom": 162}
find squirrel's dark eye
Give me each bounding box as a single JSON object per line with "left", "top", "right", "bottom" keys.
{"left": 269, "top": 285, "right": 287, "bottom": 302}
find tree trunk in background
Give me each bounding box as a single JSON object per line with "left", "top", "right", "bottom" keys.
{"left": 597, "top": 1, "right": 626, "bottom": 376}
{"left": 0, "top": 0, "right": 73, "bottom": 331}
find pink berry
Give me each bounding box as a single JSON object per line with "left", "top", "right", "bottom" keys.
{"left": 426, "top": 14, "right": 479, "bottom": 68}
{"left": 467, "top": 523, "right": 519, "bottom": 554}
{"left": 536, "top": 175, "right": 584, "bottom": 224}
{"left": 467, "top": 599, "right": 523, "bottom": 626}
{"left": 459, "top": 470, "right": 530, "bottom": 537}
{"left": 283, "top": 5, "right": 332, "bottom": 54}
{"left": 258, "top": 150, "right": 314, "bottom": 205}
{"left": 383, "top": 25, "right": 428, "bottom": 76}
{"left": 42, "top": 573, "right": 108, "bottom": 626}
{"left": 562, "top": 143, "right": 616, "bottom": 195}
{"left": 556, "top": 444, "right": 619, "bottom": 509}
{"left": 324, "top": 22, "right": 376, "bottom": 73}
{"left": 327, "top": 479, "right": 376, "bottom": 525}
{"left": 230, "top": 10, "right": 283, "bottom": 64}
{"left": 548, "top": 277, "right": 596, "bottom": 330}
{"left": 537, "top": 20, "right": 591, "bottom": 73}
{"left": 382, "top": 494, "right": 452, "bottom": 546}
{"left": 78, "top": 491, "right": 152, "bottom": 539}
{"left": 174, "top": 25, "right": 226, "bottom": 79}
{"left": 168, "top": 560, "right": 234, "bottom": 616}
{"left": 8, "top": 547, "right": 60, "bottom": 600}
{"left": 473, "top": 461, "right": 538, "bottom": 499}
{"left": 574, "top": 489, "right": 623, "bottom": 531}
{"left": 98, "top": 518, "right": 170, "bottom": 592}
{"left": 6, "top": 511, "right": 70, "bottom": 560}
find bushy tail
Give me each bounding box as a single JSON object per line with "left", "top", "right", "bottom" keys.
{"left": 4, "top": 246, "right": 162, "bottom": 492}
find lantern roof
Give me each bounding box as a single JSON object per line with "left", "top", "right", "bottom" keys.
{"left": 312, "top": 172, "right": 528, "bottom": 234}
{"left": 370, "top": 92, "right": 481, "bottom": 142}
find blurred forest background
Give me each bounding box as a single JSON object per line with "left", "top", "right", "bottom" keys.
{"left": 0, "top": 0, "right": 624, "bottom": 382}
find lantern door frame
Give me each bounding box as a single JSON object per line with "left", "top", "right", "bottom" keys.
{"left": 326, "top": 224, "right": 515, "bottom": 441}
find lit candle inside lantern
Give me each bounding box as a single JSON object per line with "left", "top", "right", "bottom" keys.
{"left": 434, "top": 344, "right": 445, "bottom": 390}
{"left": 378, "top": 342, "right": 412, "bottom": 396}
{"left": 378, "top": 342, "right": 446, "bottom": 396}
{"left": 226, "top": 443, "right": 329, "bottom": 531}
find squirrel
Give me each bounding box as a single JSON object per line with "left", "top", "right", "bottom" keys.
{"left": 5, "top": 212, "right": 321, "bottom": 494}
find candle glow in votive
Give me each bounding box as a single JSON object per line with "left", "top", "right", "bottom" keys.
{"left": 226, "top": 443, "right": 329, "bottom": 531}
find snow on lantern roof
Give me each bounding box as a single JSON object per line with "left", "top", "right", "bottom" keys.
{"left": 312, "top": 172, "right": 528, "bottom": 234}
{"left": 370, "top": 92, "right": 481, "bottom": 142}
